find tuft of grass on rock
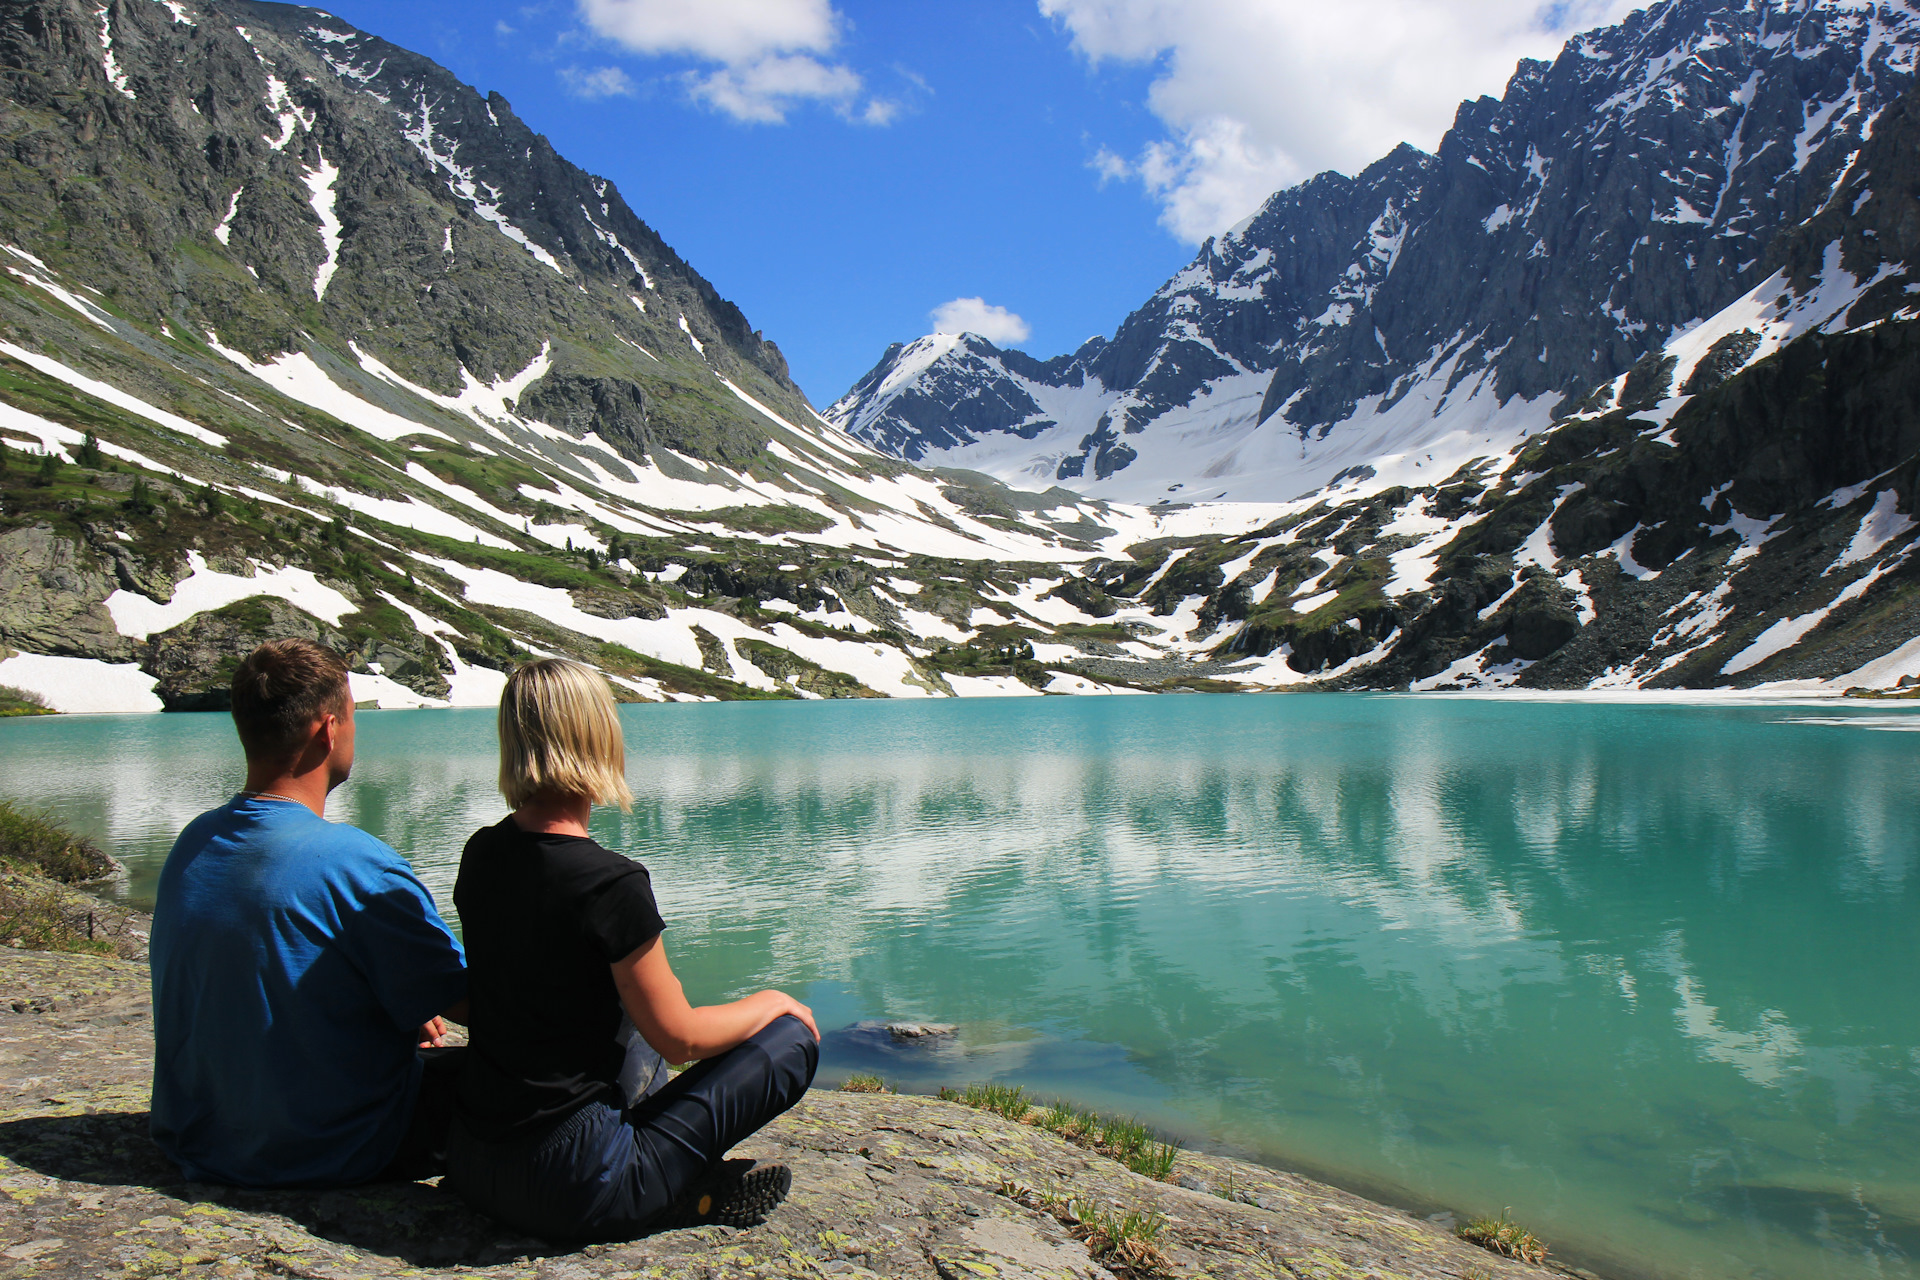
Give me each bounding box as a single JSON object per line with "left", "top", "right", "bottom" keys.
{"left": 0, "top": 802, "right": 137, "bottom": 958}
{"left": 838, "top": 1074, "right": 891, "bottom": 1094}
{"left": 939, "top": 1082, "right": 1031, "bottom": 1122}
{"left": 950, "top": 1085, "right": 1182, "bottom": 1182}
{"left": 999, "top": 1181, "right": 1171, "bottom": 1277}
{"left": 0, "top": 684, "right": 55, "bottom": 717}
{"left": 0, "top": 800, "right": 115, "bottom": 882}
{"left": 0, "top": 876, "right": 117, "bottom": 956}
{"left": 1458, "top": 1209, "right": 1549, "bottom": 1264}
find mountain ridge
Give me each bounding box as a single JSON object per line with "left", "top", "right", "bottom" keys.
{"left": 831, "top": 0, "right": 1920, "bottom": 505}
{"left": 5, "top": 0, "right": 1920, "bottom": 708}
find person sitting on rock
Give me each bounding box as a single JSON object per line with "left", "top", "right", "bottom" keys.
{"left": 443, "top": 658, "right": 818, "bottom": 1242}
{"left": 150, "top": 638, "right": 469, "bottom": 1187}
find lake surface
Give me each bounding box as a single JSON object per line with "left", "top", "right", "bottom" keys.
{"left": 4, "top": 693, "right": 1918, "bottom": 1280}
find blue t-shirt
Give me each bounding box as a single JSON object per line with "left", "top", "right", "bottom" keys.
{"left": 149, "top": 796, "right": 467, "bottom": 1187}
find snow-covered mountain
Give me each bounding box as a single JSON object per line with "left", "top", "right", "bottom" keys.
{"left": 831, "top": 0, "right": 1920, "bottom": 504}
{"left": 6, "top": 0, "right": 1920, "bottom": 709}
{"left": 0, "top": 0, "right": 1276, "bottom": 712}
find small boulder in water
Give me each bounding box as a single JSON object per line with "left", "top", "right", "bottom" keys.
{"left": 885, "top": 1022, "right": 956, "bottom": 1041}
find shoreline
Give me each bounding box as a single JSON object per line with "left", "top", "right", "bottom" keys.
{"left": 0, "top": 946, "right": 1579, "bottom": 1280}
{"left": 8, "top": 681, "right": 1920, "bottom": 718}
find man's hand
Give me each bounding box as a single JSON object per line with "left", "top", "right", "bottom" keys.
{"left": 417, "top": 1016, "right": 448, "bottom": 1049}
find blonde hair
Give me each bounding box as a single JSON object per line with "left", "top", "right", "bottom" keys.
{"left": 497, "top": 659, "right": 634, "bottom": 812}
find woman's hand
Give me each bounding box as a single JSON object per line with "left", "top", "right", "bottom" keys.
{"left": 748, "top": 989, "right": 819, "bottom": 1041}
{"left": 612, "top": 938, "right": 819, "bottom": 1063}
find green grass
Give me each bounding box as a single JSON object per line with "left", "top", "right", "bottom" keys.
{"left": 0, "top": 876, "right": 116, "bottom": 956}
{"left": 0, "top": 802, "right": 123, "bottom": 957}
{"left": 0, "top": 684, "right": 54, "bottom": 717}
{"left": 596, "top": 642, "right": 795, "bottom": 702}
{"left": 734, "top": 638, "right": 883, "bottom": 698}
{"left": 938, "top": 1081, "right": 1031, "bottom": 1121}
{"left": 999, "top": 1182, "right": 1170, "bottom": 1276}
{"left": 0, "top": 799, "right": 114, "bottom": 882}
{"left": 946, "top": 1085, "right": 1182, "bottom": 1182}
{"left": 1458, "top": 1209, "right": 1549, "bottom": 1264}
{"left": 837, "top": 1074, "right": 890, "bottom": 1094}
{"left": 672, "top": 504, "right": 836, "bottom": 536}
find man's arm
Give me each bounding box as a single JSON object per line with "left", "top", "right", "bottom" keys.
{"left": 337, "top": 857, "right": 469, "bottom": 1042}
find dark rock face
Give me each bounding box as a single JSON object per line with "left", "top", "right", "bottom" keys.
{"left": 143, "top": 595, "right": 340, "bottom": 710}
{"left": 833, "top": 0, "right": 1920, "bottom": 497}
{"left": 0, "top": 525, "right": 132, "bottom": 660}
{"left": 517, "top": 373, "right": 650, "bottom": 461}
{"left": 828, "top": 335, "right": 1078, "bottom": 461}
{"left": 142, "top": 594, "right": 458, "bottom": 709}
{"left": 1504, "top": 573, "right": 1580, "bottom": 660}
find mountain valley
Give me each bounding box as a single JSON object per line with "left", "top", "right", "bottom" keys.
{"left": 2, "top": 0, "right": 1920, "bottom": 707}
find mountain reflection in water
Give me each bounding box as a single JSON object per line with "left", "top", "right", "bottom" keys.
{"left": 2, "top": 693, "right": 1915, "bottom": 1280}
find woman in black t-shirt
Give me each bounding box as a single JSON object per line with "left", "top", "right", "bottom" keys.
{"left": 444, "top": 659, "right": 819, "bottom": 1242}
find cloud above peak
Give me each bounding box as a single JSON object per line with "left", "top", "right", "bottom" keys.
{"left": 576, "top": 0, "right": 898, "bottom": 124}
{"left": 931, "top": 298, "right": 1032, "bottom": 346}
{"left": 1045, "top": 0, "right": 1643, "bottom": 243}
{"left": 559, "top": 65, "right": 637, "bottom": 100}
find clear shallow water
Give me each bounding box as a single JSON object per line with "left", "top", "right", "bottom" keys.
{"left": 4, "top": 693, "right": 1918, "bottom": 1280}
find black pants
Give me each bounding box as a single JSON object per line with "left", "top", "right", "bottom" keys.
{"left": 443, "top": 1015, "right": 818, "bottom": 1242}
{"left": 374, "top": 1045, "right": 468, "bottom": 1182}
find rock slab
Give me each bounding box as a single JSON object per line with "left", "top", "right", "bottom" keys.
{"left": 0, "top": 950, "right": 1542, "bottom": 1279}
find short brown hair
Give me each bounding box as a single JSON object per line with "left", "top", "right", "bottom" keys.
{"left": 231, "top": 639, "right": 351, "bottom": 762}
{"left": 497, "top": 659, "right": 634, "bottom": 811}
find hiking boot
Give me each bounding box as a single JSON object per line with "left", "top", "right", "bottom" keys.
{"left": 658, "top": 1158, "right": 792, "bottom": 1229}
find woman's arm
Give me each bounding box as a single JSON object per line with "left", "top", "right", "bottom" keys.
{"left": 611, "top": 936, "right": 819, "bottom": 1064}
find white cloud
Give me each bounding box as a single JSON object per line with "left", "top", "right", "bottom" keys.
{"left": 687, "top": 53, "right": 861, "bottom": 123}
{"left": 1042, "top": 0, "right": 1645, "bottom": 242}
{"left": 559, "top": 65, "right": 637, "bottom": 99}
{"left": 577, "top": 0, "right": 894, "bottom": 124}
{"left": 578, "top": 0, "right": 839, "bottom": 62}
{"left": 930, "top": 298, "right": 1032, "bottom": 345}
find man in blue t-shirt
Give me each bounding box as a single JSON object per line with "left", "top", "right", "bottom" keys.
{"left": 151, "top": 639, "right": 468, "bottom": 1187}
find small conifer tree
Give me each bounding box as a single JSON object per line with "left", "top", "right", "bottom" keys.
{"left": 33, "top": 451, "right": 58, "bottom": 487}
{"left": 77, "top": 433, "right": 103, "bottom": 468}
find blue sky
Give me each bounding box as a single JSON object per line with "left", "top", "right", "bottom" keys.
{"left": 312, "top": 1, "right": 1639, "bottom": 408}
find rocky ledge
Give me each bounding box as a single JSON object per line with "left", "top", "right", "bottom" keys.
{"left": 0, "top": 951, "right": 1551, "bottom": 1280}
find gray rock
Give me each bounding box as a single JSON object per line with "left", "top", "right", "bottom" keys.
{"left": 884, "top": 1022, "right": 956, "bottom": 1041}
{"left": 0, "top": 524, "right": 133, "bottom": 660}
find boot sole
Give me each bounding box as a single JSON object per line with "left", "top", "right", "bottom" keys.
{"left": 661, "top": 1161, "right": 793, "bottom": 1230}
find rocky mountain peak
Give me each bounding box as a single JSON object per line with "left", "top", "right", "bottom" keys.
{"left": 830, "top": 0, "right": 1920, "bottom": 504}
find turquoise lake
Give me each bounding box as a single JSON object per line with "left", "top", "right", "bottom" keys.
{"left": 3, "top": 693, "right": 1917, "bottom": 1280}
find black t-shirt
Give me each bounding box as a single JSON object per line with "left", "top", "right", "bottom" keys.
{"left": 452, "top": 817, "right": 665, "bottom": 1141}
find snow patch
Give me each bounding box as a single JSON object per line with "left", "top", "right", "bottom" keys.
{"left": 0, "top": 342, "right": 226, "bottom": 447}
{"left": 0, "top": 653, "right": 161, "bottom": 713}
{"left": 96, "top": 6, "right": 135, "bottom": 99}
{"left": 1830, "top": 490, "right": 1915, "bottom": 572}
{"left": 302, "top": 153, "right": 344, "bottom": 300}
{"left": 206, "top": 334, "right": 452, "bottom": 443}
{"left": 106, "top": 551, "right": 358, "bottom": 639}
